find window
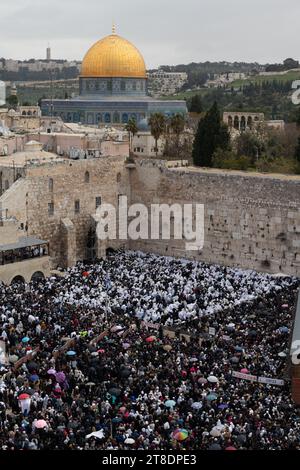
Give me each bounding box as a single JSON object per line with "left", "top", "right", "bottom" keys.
{"left": 4, "top": 180, "right": 9, "bottom": 190}
{"left": 75, "top": 200, "right": 80, "bottom": 214}
{"left": 96, "top": 197, "right": 102, "bottom": 209}
{"left": 48, "top": 202, "right": 54, "bottom": 216}
{"left": 49, "top": 178, "right": 54, "bottom": 192}
{"left": 85, "top": 171, "right": 90, "bottom": 183}
{"left": 117, "top": 173, "right": 121, "bottom": 183}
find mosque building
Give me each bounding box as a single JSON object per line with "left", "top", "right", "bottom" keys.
{"left": 41, "top": 27, "right": 187, "bottom": 126}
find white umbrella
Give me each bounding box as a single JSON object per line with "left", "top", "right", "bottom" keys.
{"left": 207, "top": 376, "right": 218, "bottom": 383}
{"left": 191, "top": 402, "right": 203, "bottom": 410}
{"left": 124, "top": 438, "right": 135, "bottom": 445}
{"left": 210, "top": 428, "right": 221, "bottom": 437}
{"left": 278, "top": 352, "right": 287, "bottom": 358}
{"left": 86, "top": 430, "right": 105, "bottom": 440}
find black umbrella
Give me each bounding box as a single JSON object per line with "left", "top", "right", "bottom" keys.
{"left": 27, "top": 361, "right": 39, "bottom": 372}
{"left": 119, "top": 368, "right": 131, "bottom": 378}
{"left": 208, "top": 443, "right": 222, "bottom": 450}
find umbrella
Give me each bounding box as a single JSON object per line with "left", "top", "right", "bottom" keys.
{"left": 86, "top": 382, "right": 96, "bottom": 387}
{"left": 207, "top": 375, "right": 218, "bottom": 383}
{"left": 27, "top": 361, "right": 39, "bottom": 372}
{"left": 66, "top": 351, "right": 76, "bottom": 356}
{"left": 55, "top": 372, "right": 66, "bottom": 383}
{"left": 9, "top": 355, "right": 19, "bottom": 364}
{"left": 278, "top": 352, "right": 287, "bottom": 358}
{"left": 282, "top": 304, "right": 289, "bottom": 309}
{"left": 86, "top": 430, "right": 105, "bottom": 440}
{"left": 208, "top": 443, "right": 222, "bottom": 450}
{"left": 29, "top": 374, "right": 39, "bottom": 382}
{"left": 279, "top": 326, "right": 289, "bottom": 333}
{"left": 172, "top": 429, "right": 189, "bottom": 441}
{"left": 226, "top": 446, "right": 237, "bottom": 451}
{"left": 47, "top": 368, "right": 56, "bottom": 375}
{"left": 163, "top": 345, "right": 172, "bottom": 352}
{"left": 119, "top": 368, "right": 131, "bottom": 378}
{"left": 240, "top": 368, "right": 249, "bottom": 374}
{"left": 227, "top": 323, "right": 235, "bottom": 330}
{"left": 218, "top": 404, "right": 228, "bottom": 410}
{"left": 124, "top": 438, "right": 135, "bottom": 445}
{"left": 249, "top": 330, "right": 257, "bottom": 337}
{"left": 191, "top": 402, "right": 202, "bottom": 410}
{"left": 165, "top": 399, "right": 176, "bottom": 408}
{"left": 112, "top": 417, "right": 122, "bottom": 423}
{"left": 98, "top": 349, "right": 105, "bottom": 354}
{"left": 111, "top": 326, "right": 124, "bottom": 333}
{"left": 35, "top": 419, "right": 47, "bottom": 429}
{"left": 122, "top": 343, "right": 131, "bottom": 350}
{"left": 230, "top": 356, "right": 239, "bottom": 364}
{"left": 18, "top": 393, "right": 30, "bottom": 400}
{"left": 210, "top": 428, "right": 221, "bottom": 437}
{"left": 82, "top": 271, "right": 89, "bottom": 277}
{"left": 22, "top": 337, "right": 30, "bottom": 344}
{"left": 206, "top": 393, "right": 218, "bottom": 401}
{"left": 91, "top": 352, "right": 99, "bottom": 357}
{"left": 198, "top": 377, "right": 208, "bottom": 384}
{"left": 235, "top": 346, "right": 244, "bottom": 352}
{"left": 109, "top": 387, "right": 121, "bottom": 397}
{"left": 146, "top": 336, "right": 156, "bottom": 343}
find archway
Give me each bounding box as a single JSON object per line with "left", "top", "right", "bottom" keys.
{"left": 240, "top": 116, "right": 246, "bottom": 131}
{"left": 247, "top": 116, "right": 253, "bottom": 129}
{"left": 11, "top": 275, "right": 25, "bottom": 285}
{"left": 227, "top": 115, "right": 233, "bottom": 128}
{"left": 234, "top": 116, "right": 240, "bottom": 130}
{"left": 31, "top": 272, "right": 45, "bottom": 282}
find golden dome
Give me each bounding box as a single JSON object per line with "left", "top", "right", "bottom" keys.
{"left": 81, "top": 33, "right": 147, "bottom": 79}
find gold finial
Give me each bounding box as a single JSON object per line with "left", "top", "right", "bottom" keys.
{"left": 112, "top": 23, "right": 116, "bottom": 34}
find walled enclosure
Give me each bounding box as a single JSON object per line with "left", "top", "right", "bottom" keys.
{"left": 1, "top": 157, "right": 299, "bottom": 275}
{"left": 129, "top": 160, "right": 300, "bottom": 276}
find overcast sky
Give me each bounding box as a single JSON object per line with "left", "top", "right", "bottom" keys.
{"left": 0, "top": 0, "right": 299, "bottom": 67}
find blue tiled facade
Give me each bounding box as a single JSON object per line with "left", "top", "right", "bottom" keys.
{"left": 41, "top": 76, "right": 187, "bottom": 125}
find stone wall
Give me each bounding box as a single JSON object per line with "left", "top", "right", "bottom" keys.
{"left": 24, "top": 156, "right": 130, "bottom": 267}
{"left": 129, "top": 160, "right": 300, "bottom": 276}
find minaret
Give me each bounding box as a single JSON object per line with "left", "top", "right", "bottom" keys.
{"left": 46, "top": 45, "right": 51, "bottom": 62}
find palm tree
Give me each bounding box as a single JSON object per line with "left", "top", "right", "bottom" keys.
{"left": 170, "top": 114, "right": 185, "bottom": 164}
{"left": 148, "top": 113, "right": 166, "bottom": 157}
{"left": 125, "top": 118, "right": 138, "bottom": 154}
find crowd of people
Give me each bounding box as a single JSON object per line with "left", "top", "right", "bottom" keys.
{"left": 0, "top": 250, "right": 299, "bottom": 451}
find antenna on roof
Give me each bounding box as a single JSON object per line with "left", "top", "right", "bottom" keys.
{"left": 112, "top": 23, "right": 116, "bottom": 34}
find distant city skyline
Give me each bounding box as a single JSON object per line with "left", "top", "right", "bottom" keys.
{"left": 0, "top": 0, "right": 299, "bottom": 68}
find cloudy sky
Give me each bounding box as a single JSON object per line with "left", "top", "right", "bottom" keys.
{"left": 0, "top": 0, "right": 299, "bottom": 67}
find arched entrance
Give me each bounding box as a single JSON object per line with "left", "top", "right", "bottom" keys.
{"left": 11, "top": 275, "right": 25, "bottom": 285}
{"left": 31, "top": 271, "right": 45, "bottom": 282}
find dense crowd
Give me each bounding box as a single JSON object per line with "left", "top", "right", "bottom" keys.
{"left": 0, "top": 250, "right": 299, "bottom": 450}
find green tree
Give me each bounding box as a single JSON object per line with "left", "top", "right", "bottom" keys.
{"left": 189, "top": 95, "right": 203, "bottom": 113}
{"left": 148, "top": 113, "right": 166, "bottom": 157}
{"left": 192, "top": 102, "right": 230, "bottom": 167}
{"left": 6, "top": 95, "right": 18, "bottom": 109}
{"left": 125, "top": 118, "right": 138, "bottom": 154}
{"left": 170, "top": 114, "right": 185, "bottom": 163}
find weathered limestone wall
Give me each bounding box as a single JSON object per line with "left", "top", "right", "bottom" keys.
{"left": 129, "top": 160, "right": 300, "bottom": 276}
{"left": 0, "top": 156, "right": 130, "bottom": 268}
{"left": 23, "top": 156, "right": 130, "bottom": 267}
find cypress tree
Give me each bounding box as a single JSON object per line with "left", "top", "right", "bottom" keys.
{"left": 192, "top": 102, "right": 229, "bottom": 167}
